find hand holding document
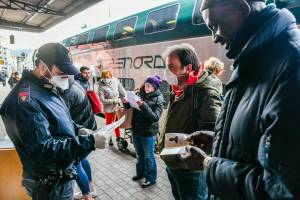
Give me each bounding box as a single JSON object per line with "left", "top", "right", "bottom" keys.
{"left": 92, "top": 115, "right": 125, "bottom": 135}
{"left": 126, "top": 91, "right": 141, "bottom": 110}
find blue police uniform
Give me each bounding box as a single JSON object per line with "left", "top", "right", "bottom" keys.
{"left": 0, "top": 70, "right": 95, "bottom": 200}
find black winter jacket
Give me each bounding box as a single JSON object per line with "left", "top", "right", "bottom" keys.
{"left": 207, "top": 5, "right": 300, "bottom": 200}
{"left": 131, "top": 89, "right": 164, "bottom": 137}
{"left": 0, "top": 71, "right": 95, "bottom": 179}
{"left": 61, "top": 80, "right": 97, "bottom": 130}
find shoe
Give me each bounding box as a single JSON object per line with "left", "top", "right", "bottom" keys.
{"left": 73, "top": 192, "right": 83, "bottom": 200}
{"left": 89, "top": 183, "right": 97, "bottom": 198}
{"left": 89, "top": 190, "right": 97, "bottom": 198}
{"left": 132, "top": 175, "right": 144, "bottom": 181}
{"left": 141, "top": 180, "right": 156, "bottom": 188}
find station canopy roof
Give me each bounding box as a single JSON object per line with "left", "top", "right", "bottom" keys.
{"left": 0, "top": 0, "right": 103, "bottom": 32}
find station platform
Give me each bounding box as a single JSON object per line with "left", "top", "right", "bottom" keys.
{"left": 0, "top": 85, "right": 173, "bottom": 200}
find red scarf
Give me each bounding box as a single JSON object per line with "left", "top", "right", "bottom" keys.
{"left": 172, "top": 63, "right": 204, "bottom": 98}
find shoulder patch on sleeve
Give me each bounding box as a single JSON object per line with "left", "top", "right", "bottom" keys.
{"left": 18, "top": 84, "right": 31, "bottom": 104}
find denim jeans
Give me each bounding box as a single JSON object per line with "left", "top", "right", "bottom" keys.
{"left": 23, "top": 178, "right": 73, "bottom": 200}
{"left": 76, "top": 159, "right": 92, "bottom": 195}
{"left": 166, "top": 167, "right": 208, "bottom": 200}
{"left": 132, "top": 134, "right": 157, "bottom": 183}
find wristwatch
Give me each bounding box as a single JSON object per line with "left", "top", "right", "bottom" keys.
{"left": 203, "top": 156, "right": 211, "bottom": 171}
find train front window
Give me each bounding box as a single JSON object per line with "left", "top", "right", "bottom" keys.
{"left": 93, "top": 26, "right": 109, "bottom": 43}
{"left": 145, "top": 4, "right": 179, "bottom": 34}
{"left": 193, "top": 0, "right": 204, "bottom": 25}
{"left": 114, "top": 17, "right": 137, "bottom": 41}
{"left": 77, "top": 32, "right": 89, "bottom": 45}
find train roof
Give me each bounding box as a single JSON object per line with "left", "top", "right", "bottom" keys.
{"left": 62, "top": 0, "right": 300, "bottom": 49}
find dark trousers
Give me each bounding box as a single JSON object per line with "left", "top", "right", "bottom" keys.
{"left": 166, "top": 167, "right": 207, "bottom": 200}
{"left": 132, "top": 134, "right": 157, "bottom": 183}
{"left": 23, "top": 178, "right": 73, "bottom": 200}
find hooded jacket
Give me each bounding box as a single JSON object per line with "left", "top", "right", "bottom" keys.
{"left": 207, "top": 5, "right": 300, "bottom": 200}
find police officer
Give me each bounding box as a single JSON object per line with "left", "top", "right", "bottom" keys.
{"left": 0, "top": 43, "right": 107, "bottom": 200}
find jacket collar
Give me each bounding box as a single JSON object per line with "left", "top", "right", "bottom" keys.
{"left": 171, "top": 70, "right": 209, "bottom": 102}
{"left": 21, "top": 70, "right": 58, "bottom": 94}
{"left": 227, "top": 4, "right": 297, "bottom": 86}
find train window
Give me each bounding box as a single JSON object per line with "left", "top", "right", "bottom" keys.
{"left": 114, "top": 17, "right": 137, "bottom": 41}
{"left": 159, "top": 80, "right": 171, "bottom": 108}
{"left": 77, "top": 32, "right": 89, "bottom": 45}
{"left": 287, "top": 0, "right": 300, "bottom": 8}
{"left": 118, "top": 78, "right": 135, "bottom": 91}
{"left": 193, "top": 0, "right": 205, "bottom": 25}
{"left": 93, "top": 26, "right": 109, "bottom": 43}
{"left": 145, "top": 4, "right": 179, "bottom": 34}
{"left": 70, "top": 36, "right": 77, "bottom": 46}
{"left": 62, "top": 39, "right": 69, "bottom": 47}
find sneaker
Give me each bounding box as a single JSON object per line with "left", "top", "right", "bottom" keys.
{"left": 141, "top": 180, "right": 156, "bottom": 188}
{"left": 89, "top": 183, "right": 97, "bottom": 198}
{"left": 132, "top": 175, "right": 144, "bottom": 181}
{"left": 89, "top": 190, "right": 97, "bottom": 198}
{"left": 73, "top": 192, "right": 83, "bottom": 200}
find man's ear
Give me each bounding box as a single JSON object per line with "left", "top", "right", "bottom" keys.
{"left": 186, "top": 64, "right": 193, "bottom": 73}
{"left": 237, "top": 0, "right": 251, "bottom": 18}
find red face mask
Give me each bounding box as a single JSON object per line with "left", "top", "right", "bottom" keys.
{"left": 172, "top": 63, "right": 204, "bottom": 98}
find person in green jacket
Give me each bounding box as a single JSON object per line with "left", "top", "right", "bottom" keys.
{"left": 159, "top": 43, "right": 223, "bottom": 200}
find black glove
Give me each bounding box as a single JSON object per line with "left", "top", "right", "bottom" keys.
{"left": 186, "top": 130, "right": 214, "bottom": 154}
{"left": 178, "top": 145, "right": 208, "bottom": 170}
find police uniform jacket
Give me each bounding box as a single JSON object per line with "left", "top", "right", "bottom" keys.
{"left": 0, "top": 70, "right": 95, "bottom": 179}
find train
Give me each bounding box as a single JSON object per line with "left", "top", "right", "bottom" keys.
{"left": 62, "top": 0, "right": 300, "bottom": 103}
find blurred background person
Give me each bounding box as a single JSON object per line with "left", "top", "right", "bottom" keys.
{"left": 8, "top": 72, "right": 20, "bottom": 89}
{"left": 75, "top": 66, "right": 91, "bottom": 91}
{"left": 98, "top": 69, "right": 126, "bottom": 147}
{"left": 204, "top": 57, "right": 225, "bottom": 96}
{"left": 204, "top": 57, "right": 224, "bottom": 79}
{"left": 0, "top": 70, "right": 7, "bottom": 87}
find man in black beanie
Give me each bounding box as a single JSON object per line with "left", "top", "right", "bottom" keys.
{"left": 180, "top": 0, "right": 300, "bottom": 199}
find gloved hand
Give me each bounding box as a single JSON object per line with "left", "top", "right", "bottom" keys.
{"left": 186, "top": 130, "right": 214, "bottom": 154}
{"left": 178, "top": 145, "right": 210, "bottom": 170}
{"left": 93, "top": 132, "right": 108, "bottom": 149}
{"left": 78, "top": 128, "right": 93, "bottom": 135}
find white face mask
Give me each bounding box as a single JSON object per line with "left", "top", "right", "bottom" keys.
{"left": 164, "top": 68, "right": 178, "bottom": 86}
{"left": 51, "top": 75, "right": 73, "bottom": 91}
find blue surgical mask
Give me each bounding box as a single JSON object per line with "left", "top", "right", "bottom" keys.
{"left": 102, "top": 78, "right": 111, "bottom": 85}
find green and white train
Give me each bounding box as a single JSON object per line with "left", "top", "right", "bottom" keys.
{"left": 62, "top": 0, "right": 300, "bottom": 101}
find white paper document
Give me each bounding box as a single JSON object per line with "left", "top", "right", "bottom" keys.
{"left": 160, "top": 146, "right": 187, "bottom": 156}
{"left": 92, "top": 115, "right": 125, "bottom": 135}
{"left": 126, "top": 91, "right": 141, "bottom": 110}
